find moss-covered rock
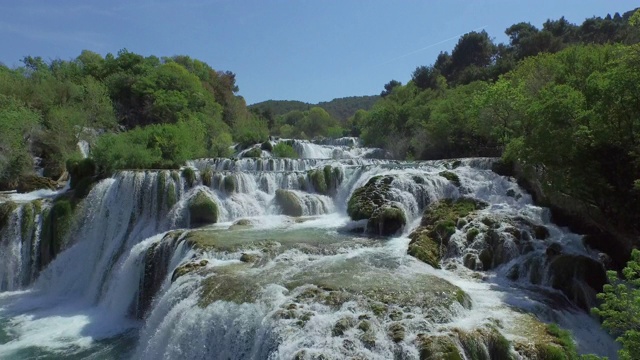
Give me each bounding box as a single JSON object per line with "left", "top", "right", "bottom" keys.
{"left": 223, "top": 175, "right": 236, "bottom": 193}
{"left": 439, "top": 171, "right": 461, "bottom": 187}
{"left": 367, "top": 205, "right": 406, "bottom": 236}
{"left": 201, "top": 167, "right": 213, "bottom": 187}
{"left": 20, "top": 202, "right": 35, "bottom": 243}
{"left": 387, "top": 322, "right": 405, "bottom": 343}
{"left": 171, "top": 259, "right": 209, "bottom": 281}
{"left": 275, "top": 189, "right": 303, "bottom": 217}
{"left": 417, "top": 334, "right": 463, "bottom": 360}
{"left": 0, "top": 201, "right": 18, "bottom": 231}
{"left": 40, "top": 199, "right": 73, "bottom": 269}
{"left": 166, "top": 182, "right": 177, "bottom": 208}
{"left": 188, "top": 191, "right": 218, "bottom": 227}
{"left": 408, "top": 198, "right": 487, "bottom": 268}
{"left": 347, "top": 175, "right": 393, "bottom": 221}
{"left": 308, "top": 169, "right": 328, "bottom": 195}
{"left": 182, "top": 167, "right": 196, "bottom": 187}
{"left": 16, "top": 175, "right": 58, "bottom": 193}
{"left": 243, "top": 147, "right": 262, "bottom": 158}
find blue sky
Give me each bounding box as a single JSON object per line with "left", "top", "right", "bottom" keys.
{"left": 0, "top": 1, "right": 635, "bottom": 104}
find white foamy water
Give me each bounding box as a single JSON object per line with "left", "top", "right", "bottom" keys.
{"left": 0, "top": 141, "right": 620, "bottom": 359}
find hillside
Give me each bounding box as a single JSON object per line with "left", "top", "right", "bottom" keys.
{"left": 250, "top": 95, "right": 379, "bottom": 122}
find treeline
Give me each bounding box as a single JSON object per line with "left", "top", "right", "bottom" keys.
{"left": 0, "top": 50, "right": 269, "bottom": 188}
{"left": 249, "top": 95, "right": 379, "bottom": 139}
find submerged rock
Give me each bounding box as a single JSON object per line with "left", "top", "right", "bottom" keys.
{"left": 439, "top": 171, "right": 461, "bottom": 187}
{"left": 188, "top": 190, "right": 218, "bottom": 227}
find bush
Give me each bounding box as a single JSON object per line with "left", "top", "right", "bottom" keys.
{"left": 272, "top": 142, "right": 298, "bottom": 158}
{"left": 592, "top": 249, "right": 640, "bottom": 359}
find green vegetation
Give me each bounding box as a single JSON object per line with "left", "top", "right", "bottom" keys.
{"left": 408, "top": 198, "right": 487, "bottom": 268}
{"left": 249, "top": 95, "right": 379, "bottom": 127}
{"left": 271, "top": 142, "right": 298, "bottom": 158}
{"left": 0, "top": 50, "right": 266, "bottom": 189}
{"left": 593, "top": 249, "right": 640, "bottom": 359}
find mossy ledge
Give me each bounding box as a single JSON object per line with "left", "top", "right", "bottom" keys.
{"left": 408, "top": 198, "right": 487, "bottom": 268}
{"left": 347, "top": 175, "right": 406, "bottom": 235}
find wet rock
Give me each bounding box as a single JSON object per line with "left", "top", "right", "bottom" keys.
{"left": 172, "top": 259, "right": 209, "bottom": 281}
{"left": 188, "top": 190, "right": 218, "bottom": 227}
{"left": 439, "top": 171, "right": 461, "bottom": 187}
{"left": 182, "top": 167, "right": 196, "bottom": 187}
{"left": 409, "top": 198, "right": 487, "bottom": 268}
{"left": 17, "top": 175, "right": 58, "bottom": 193}
{"left": 545, "top": 242, "right": 563, "bottom": 257}
{"left": 357, "top": 320, "right": 371, "bottom": 332}
{"left": 223, "top": 175, "right": 237, "bottom": 193}
{"left": 347, "top": 175, "right": 393, "bottom": 221}
{"left": 275, "top": 189, "right": 303, "bottom": 217}
{"left": 506, "top": 189, "right": 517, "bottom": 198}
{"left": 229, "top": 218, "right": 253, "bottom": 230}
{"left": 547, "top": 254, "right": 607, "bottom": 311}
{"left": 240, "top": 253, "right": 259, "bottom": 263}
{"left": 417, "top": 334, "right": 463, "bottom": 360}
{"left": 533, "top": 225, "right": 550, "bottom": 240}
{"left": 332, "top": 316, "right": 356, "bottom": 336}
{"left": 367, "top": 205, "right": 406, "bottom": 236}
{"left": 387, "top": 322, "right": 405, "bottom": 343}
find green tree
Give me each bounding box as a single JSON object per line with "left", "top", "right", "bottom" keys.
{"left": 593, "top": 249, "right": 640, "bottom": 360}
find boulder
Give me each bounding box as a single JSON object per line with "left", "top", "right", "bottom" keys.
{"left": 275, "top": 189, "right": 303, "bottom": 217}
{"left": 347, "top": 175, "right": 393, "bottom": 221}
{"left": 368, "top": 205, "right": 406, "bottom": 236}
{"left": 188, "top": 191, "right": 218, "bottom": 227}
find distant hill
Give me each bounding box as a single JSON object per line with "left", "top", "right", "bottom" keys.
{"left": 250, "top": 95, "right": 380, "bottom": 122}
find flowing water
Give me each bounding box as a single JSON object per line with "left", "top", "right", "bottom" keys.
{"left": 0, "top": 138, "right": 619, "bottom": 359}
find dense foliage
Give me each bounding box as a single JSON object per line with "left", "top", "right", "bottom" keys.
{"left": 592, "top": 249, "right": 640, "bottom": 359}
{"left": 249, "top": 95, "right": 379, "bottom": 138}
{"left": 0, "top": 50, "right": 267, "bottom": 185}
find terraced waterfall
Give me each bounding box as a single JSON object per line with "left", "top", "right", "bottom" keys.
{"left": 0, "top": 138, "right": 619, "bottom": 359}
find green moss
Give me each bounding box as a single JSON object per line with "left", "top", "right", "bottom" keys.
{"left": 440, "top": 171, "right": 461, "bottom": 187}
{"left": 167, "top": 182, "right": 177, "bottom": 208}
{"left": 409, "top": 198, "right": 487, "bottom": 268}
{"left": 467, "top": 228, "right": 480, "bottom": 242}
{"left": 418, "top": 335, "right": 463, "bottom": 360}
{"left": 368, "top": 205, "right": 407, "bottom": 236}
{"left": 171, "top": 259, "right": 208, "bottom": 281}
{"left": 182, "top": 168, "right": 196, "bottom": 187}
{"left": 545, "top": 324, "right": 577, "bottom": 357}
{"left": 275, "top": 189, "right": 303, "bottom": 217}
{"left": 347, "top": 175, "right": 393, "bottom": 221}
{"left": 242, "top": 147, "right": 262, "bottom": 158}
{"left": 0, "top": 201, "right": 18, "bottom": 231}
{"left": 223, "top": 175, "right": 236, "bottom": 193}
{"left": 309, "top": 169, "right": 328, "bottom": 195}
{"left": 201, "top": 167, "right": 213, "bottom": 187}
{"left": 157, "top": 171, "right": 166, "bottom": 207}
{"left": 48, "top": 199, "right": 73, "bottom": 255}
{"left": 170, "top": 170, "right": 180, "bottom": 183}
{"left": 188, "top": 191, "right": 218, "bottom": 227}
{"left": 408, "top": 230, "right": 442, "bottom": 268}
{"left": 20, "top": 203, "right": 35, "bottom": 242}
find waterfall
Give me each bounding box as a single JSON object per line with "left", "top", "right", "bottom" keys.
{"left": 0, "top": 141, "right": 620, "bottom": 359}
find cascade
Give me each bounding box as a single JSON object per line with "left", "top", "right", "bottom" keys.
{"left": 0, "top": 140, "right": 620, "bottom": 359}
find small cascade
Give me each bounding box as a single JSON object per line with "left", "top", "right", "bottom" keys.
{"left": 0, "top": 200, "right": 47, "bottom": 291}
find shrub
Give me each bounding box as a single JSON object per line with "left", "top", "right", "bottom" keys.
{"left": 272, "top": 142, "right": 298, "bottom": 158}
